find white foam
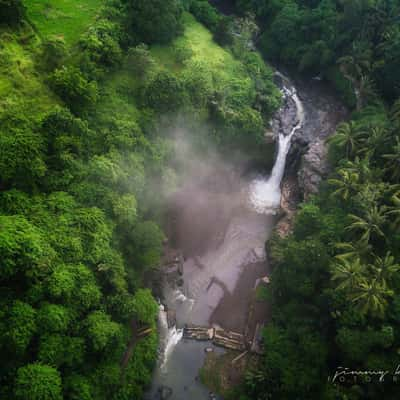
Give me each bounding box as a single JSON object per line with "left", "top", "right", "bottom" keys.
{"left": 157, "top": 305, "right": 183, "bottom": 371}
{"left": 249, "top": 85, "right": 304, "bottom": 214}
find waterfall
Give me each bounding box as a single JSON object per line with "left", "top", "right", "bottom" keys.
{"left": 157, "top": 304, "right": 183, "bottom": 370}
{"left": 249, "top": 82, "right": 304, "bottom": 214}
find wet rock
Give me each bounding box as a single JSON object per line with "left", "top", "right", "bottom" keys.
{"left": 209, "top": 392, "right": 217, "bottom": 400}
{"left": 158, "top": 385, "right": 173, "bottom": 400}
{"left": 177, "top": 278, "right": 184, "bottom": 287}
{"left": 264, "top": 129, "right": 276, "bottom": 144}
{"left": 165, "top": 263, "right": 179, "bottom": 274}
{"left": 205, "top": 347, "right": 214, "bottom": 353}
{"left": 167, "top": 310, "right": 176, "bottom": 328}
{"left": 298, "top": 139, "right": 329, "bottom": 199}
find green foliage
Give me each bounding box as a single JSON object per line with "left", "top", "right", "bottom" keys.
{"left": 84, "top": 311, "right": 122, "bottom": 352}
{"left": 125, "top": 44, "right": 155, "bottom": 78}
{"left": 37, "top": 303, "right": 70, "bottom": 334}
{"left": 237, "top": 51, "right": 400, "bottom": 400}
{"left": 50, "top": 66, "right": 99, "bottom": 114}
{"left": 127, "top": 0, "right": 184, "bottom": 44}
{"left": 41, "top": 38, "right": 68, "bottom": 72}
{"left": 181, "top": 61, "right": 212, "bottom": 106}
{"left": 24, "top": 0, "right": 104, "bottom": 46}
{"left": 131, "top": 289, "right": 159, "bottom": 325}
{"left": 143, "top": 70, "right": 186, "bottom": 113}
{"left": 112, "top": 194, "right": 137, "bottom": 226}
{"left": 213, "top": 16, "right": 234, "bottom": 47}
{"left": 79, "top": 19, "right": 122, "bottom": 67}
{"left": 190, "top": 0, "right": 220, "bottom": 32}
{"left": 0, "top": 215, "right": 54, "bottom": 281}
{"left": 15, "top": 363, "right": 62, "bottom": 400}
{"left": 245, "top": 0, "right": 400, "bottom": 103}
{"left": 0, "top": 2, "right": 282, "bottom": 399}
{"left": 0, "top": 120, "right": 46, "bottom": 189}
{"left": 0, "top": 0, "right": 25, "bottom": 25}
{"left": 38, "top": 334, "right": 85, "bottom": 367}
{"left": 47, "top": 264, "right": 101, "bottom": 312}
{"left": 64, "top": 375, "right": 93, "bottom": 400}
{"left": 127, "top": 221, "right": 165, "bottom": 270}
{"left": 5, "top": 301, "right": 36, "bottom": 355}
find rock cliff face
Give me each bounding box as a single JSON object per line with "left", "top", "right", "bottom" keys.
{"left": 298, "top": 139, "right": 329, "bottom": 199}
{"left": 275, "top": 75, "right": 347, "bottom": 237}
{"left": 290, "top": 77, "right": 347, "bottom": 200}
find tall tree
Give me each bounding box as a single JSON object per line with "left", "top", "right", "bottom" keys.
{"left": 331, "top": 257, "right": 366, "bottom": 292}
{"left": 127, "top": 0, "right": 184, "bottom": 44}
{"left": 352, "top": 278, "right": 393, "bottom": 318}
{"left": 14, "top": 364, "right": 62, "bottom": 400}
{"left": 347, "top": 205, "right": 387, "bottom": 243}
{"left": 328, "top": 121, "right": 366, "bottom": 158}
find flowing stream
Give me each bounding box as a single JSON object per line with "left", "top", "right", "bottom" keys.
{"left": 144, "top": 72, "right": 306, "bottom": 400}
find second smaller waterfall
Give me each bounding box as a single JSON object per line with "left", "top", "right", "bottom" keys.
{"left": 249, "top": 81, "right": 304, "bottom": 214}
{"left": 157, "top": 304, "right": 183, "bottom": 370}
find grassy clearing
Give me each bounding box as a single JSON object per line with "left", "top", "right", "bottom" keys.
{"left": 151, "top": 13, "right": 248, "bottom": 83}
{"left": 24, "top": 0, "right": 104, "bottom": 45}
{"left": 95, "top": 68, "right": 140, "bottom": 122}
{"left": 0, "top": 27, "right": 57, "bottom": 119}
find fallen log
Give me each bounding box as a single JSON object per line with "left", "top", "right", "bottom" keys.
{"left": 232, "top": 350, "right": 248, "bottom": 364}
{"left": 137, "top": 327, "right": 152, "bottom": 338}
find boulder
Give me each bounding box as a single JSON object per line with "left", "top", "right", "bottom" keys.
{"left": 158, "top": 385, "right": 173, "bottom": 400}
{"left": 167, "top": 310, "right": 176, "bottom": 328}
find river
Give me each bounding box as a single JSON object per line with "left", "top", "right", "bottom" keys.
{"left": 143, "top": 67, "right": 346, "bottom": 399}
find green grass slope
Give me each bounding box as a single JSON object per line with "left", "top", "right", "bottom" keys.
{"left": 24, "top": 0, "right": 104, "bottom": 45}
{"left": 0, "top": 26, "right": 57, "bottom": 119}
{"left": 151, "top": 13, "right": 249, "bottom": 83}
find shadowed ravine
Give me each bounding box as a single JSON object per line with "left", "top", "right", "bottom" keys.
{"left": 145, "top": 71, "right": 344, "bottom": 399}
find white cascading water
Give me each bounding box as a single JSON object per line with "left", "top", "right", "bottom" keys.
{"left": 157, "top": 304, "right": 183, "bottom": 370}
{"left": 249, "top": 83, "right": 305, "bottom": 214}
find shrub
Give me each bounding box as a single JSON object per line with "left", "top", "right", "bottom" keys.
{"left": 127, "top": 0, "right": 184, "bottom": 44}
{"left": 190, "top": 0, "right": 220, "bottom": 32}
{"left": 50, "top": 66, "right": 98, "bottom": 114}
{"left": 143, "top": 71, "right": 187, "bottom": 113}
{"left": 0, "top": 0, "right": 25, "bottom": 25}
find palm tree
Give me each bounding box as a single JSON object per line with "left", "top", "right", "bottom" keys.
{"left": 352, "top": 278, "right": 393, "bottom": 319}
{"left": 391, "top": 98, "right": 400, "bottom": 125}
{"left": 328, "top": 168, "right": 360, "bottom": 201}
{"left": 370, "top": 252, "right": 400, "bottom": 288}
{"left": 335, "top": 238, "right": 372, "bottom": 261}
{"left": 331, "top": 257, "right": 367, "bottom": 292}
{"left": 347, "top": 205, "right": 387, "bottom": 243}
{"left": 360, "top": 125, "right": 389, "bottom": 159}
{"left": 343, "top": 156, "right": 372, "bottom": 183}
{"left": 328, "top": 121, "right": 366, "bottom": 158}
{"left": 353, "top": 183, "right": 388, "bottom": 212}
{"left": 337, "top": 42, "right": 372, "bottom": 111}
{"left": 359, "top": 74, "right": 378, "bottom": 107}
{"left": 387, "top": 190, "right": 400, "bottom": 230}
{"left": 383, "top": 136, "right": 400, "bottom": 181}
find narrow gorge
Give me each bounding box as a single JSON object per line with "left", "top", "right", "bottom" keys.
{"left": 145, "top": 69, "right": 346, "bottom": 399}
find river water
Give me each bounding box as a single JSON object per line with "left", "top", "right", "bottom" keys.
{"left": 144, "top": 73, "right": 308, "bottom": 400}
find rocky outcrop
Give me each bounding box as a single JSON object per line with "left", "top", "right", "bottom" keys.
{"left": 276, "top": 175, "right": 301, "bottom": 237}
{"left": 298, "top": 139, "right": 329, "bottom": 200}
{"left": 289, "top": 77, "right": 347, "bottom": 200}
{"left": 275, "top": 75, "right": 347, "bottom": 237}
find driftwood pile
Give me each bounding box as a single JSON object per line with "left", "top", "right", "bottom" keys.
{"left": 183, "top": 326, "right": 214, "bottom": 340}
{"left": 183, "top": 326, "right": 246, "bottom": 351}
{"left": 213, "top": 328, "right": 246, "bottom": 351}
